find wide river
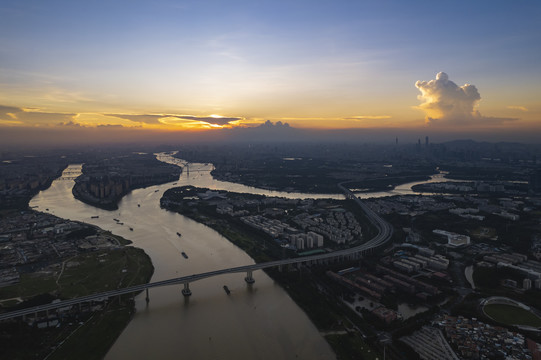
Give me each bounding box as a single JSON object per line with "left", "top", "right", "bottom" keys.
{"left": 29, "top": 153, "right": 456, "bottom": 359}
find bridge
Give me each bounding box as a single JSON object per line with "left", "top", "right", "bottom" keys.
{"left": 0, "top": 184, "right": 392, "bottom": 322}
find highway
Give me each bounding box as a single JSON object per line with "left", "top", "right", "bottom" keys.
{"left": 0, "top": 184, "right": 393, "bottom": 322}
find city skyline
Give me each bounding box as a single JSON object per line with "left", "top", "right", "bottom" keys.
{"left": 1, "top": 0, "right": 540, "bottom": 145}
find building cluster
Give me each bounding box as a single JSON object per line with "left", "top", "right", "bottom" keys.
{"left": 434, "top": 315, "right": 536, "bottom": 359}
{"left": 480, "top": 252, "right": 541, "bottom": 290}
{"left": 391, "top": 247, "right": 450, "bottom": 274}
{"left": 292, "top": 210, "right": 362, "bottom": 245}
{"left": 0, "top": 211, "right": 119, "bottom": 287}
{"left": 417, "top": 180, "right": 525, "bottom": 195}
{"left": 368, "top": 195, "right": 454, "bottom": 216}
{"left": 376, "top": 265, "right": 441, "bottom": 299}
{"left": 369, "top": 193, "right": 526, "bottom": 228}
{"left": 0, "top": 173, "right": 52, "bottom": 194}
{"left": 449, "top": 207, "right": 485, "bottom": 221}
{"left": 240, "top": 215, "right": 324, "bottom": 250}
{"left": 73, "top": 154, "right": 180, "bottom": 207}
{"left": 166, "top": 188, "right": 362, "bottom": 251}
{"left": 328, "top": 260, "right": 442, "bottom": 305}
{"left": 0, "top": 157, "right": 67, "bottom": 209}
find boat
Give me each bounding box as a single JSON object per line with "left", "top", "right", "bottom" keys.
{"left": 181, "top": 252, "right": 188, "bottom": 259}
{"left": 118, "top": 222, "right": 124, "bottom": 225}
{"left": 91, "top": 215, "right": 99, "bottom": 219}
{"left": 177, "top": 232, "right": 182, "bottom": 237}
{"left": 223, "top": 285, "right": 230, "bottom": 295}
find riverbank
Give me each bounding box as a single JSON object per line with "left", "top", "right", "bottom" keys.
{"left": 72, "top": 153, "right": 181, "bottom": 210}
{"left": 160, "top": 187, "right": 382, "bottom": 359}
{"left": 0, "top": 214, "right": 154, "bottom": 360}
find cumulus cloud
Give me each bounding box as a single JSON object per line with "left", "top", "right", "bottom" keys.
{"left": 415, "top": 72, "right": 516, "bottom": 126}
{"left": 57, "top": 121, "right": 83, "bottom": 127}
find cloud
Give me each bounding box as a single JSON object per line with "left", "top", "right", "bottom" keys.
{"left": 507, "top": 105, "right": 528, "bottom": 112}
{"left": 258, "top": 120, "right": 290, "bottom": 128}
{"left": 0, "top": 104, "right": 77, "bottom": 125}
{"left": 344, "top": 115, "right": 392, "bottom": 120}
{"left": 107, "top": 113, "right": 243, "bottom": 126}
{"left": 106, "top": 114, "right": 165, "bottom": 124}
{"left": 175, "top": 115, "right": 243, "bottom": 126}
{"left": 0, "top": 105, "right": 21, "bottom": 117}
{"left": 415, "top": 72, "right": 516, "bottom": 126}
{"left": 97, "top": 124, "right": 126, "bottom": 128}
{"left": 57, "top": 121, "right": 83, "bottom": 127}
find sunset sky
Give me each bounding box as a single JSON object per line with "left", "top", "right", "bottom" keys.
{"left": 1, "top": 0, "right": 540, "bottom": 143}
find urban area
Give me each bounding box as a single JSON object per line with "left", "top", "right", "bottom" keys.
{"left": 1, "top": 140, "right": 541, "bottom": 359}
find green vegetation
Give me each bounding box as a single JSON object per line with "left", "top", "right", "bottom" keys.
{"left": 0, "top": 245, "right": 153, "bottom": 360}
{"left": 46, "top": 304, "right": 134, "bottom": 360}
{"left": 483, "top": 304, "right": 541, "bottom": 327}
{"left": 0, "top": 300, "right": 135, "bottom": 360}
{"left": 0, "top": 247, "right": 153, "bottom": 302}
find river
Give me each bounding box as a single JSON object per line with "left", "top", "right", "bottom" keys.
{"left": 30, "top": 160, "right": 336, "bottom": 360}
{"left": 29, "top": 154, "right": 458, "bottom": 359}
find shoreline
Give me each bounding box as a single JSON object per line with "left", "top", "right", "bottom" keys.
{"left": 0, "top": 210, "right": 154, "bottom": 359}
{"left": 159, "top": 187, "right": 382, "bottom": 358}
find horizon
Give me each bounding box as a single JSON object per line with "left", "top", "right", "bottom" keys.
{"left": 1, "top": 1, "right": 540, "bottom": 147}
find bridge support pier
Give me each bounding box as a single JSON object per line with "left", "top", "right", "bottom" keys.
{"left": 245, "top": 270, "right": 255, "bottom": 284}
{"left": 181, "top": 283, "right": 192, "bottom": 297}
{"left": 145, "top": 288, "right": 150, "bottom": 302}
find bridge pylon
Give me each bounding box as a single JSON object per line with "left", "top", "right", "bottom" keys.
{"left": 181, "top": 282, "right": 192, "bottom": 296}
{"left": 244, "top": 270, "right": 255, "bottom": 284}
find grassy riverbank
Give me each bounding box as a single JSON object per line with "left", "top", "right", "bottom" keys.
{"left": 0, "top": 244, "right": 154, "bottom": 359}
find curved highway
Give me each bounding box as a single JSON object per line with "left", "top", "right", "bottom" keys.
{"left": 0, "top": 183, "right": 393, "bottom": 321}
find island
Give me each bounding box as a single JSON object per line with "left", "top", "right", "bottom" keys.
{"left": 73, "top": 153, "right": 181, "bottom": 210}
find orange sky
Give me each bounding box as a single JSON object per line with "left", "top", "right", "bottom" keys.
{"left": 1, "top": 1, "right": 540, "bottom": 143}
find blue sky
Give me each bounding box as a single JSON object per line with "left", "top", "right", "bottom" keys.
{"left": 0, "top": 0, "right": 540, "bottom": 134}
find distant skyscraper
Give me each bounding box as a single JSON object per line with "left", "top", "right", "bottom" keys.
{"left": 395, "top": 137, "right": 398, "bottom": 145}
{"left": 425, "top": 136, "right": 429, "bottom": 147}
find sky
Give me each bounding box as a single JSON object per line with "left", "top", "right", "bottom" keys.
{"left": 1, "top": 0, "right": 540, "bottom": 145}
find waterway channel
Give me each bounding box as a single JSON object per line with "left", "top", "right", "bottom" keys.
{"left": 29, "top": 153, "right": 459, "bottom": 359}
